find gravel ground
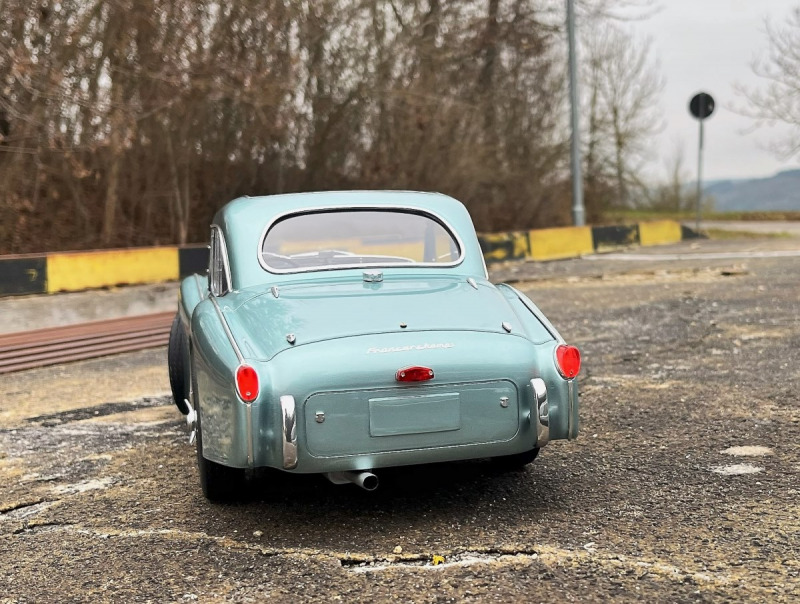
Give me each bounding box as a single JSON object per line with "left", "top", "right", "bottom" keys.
{"left": 1, "top": 237, "right": 798, "bottom": 603}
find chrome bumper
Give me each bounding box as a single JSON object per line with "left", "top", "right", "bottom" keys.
{"left": 530, "top": 378, "right": 550, "bottom": 447}
{"left": 265, "top": 379, "right": 561, "bottom": 471}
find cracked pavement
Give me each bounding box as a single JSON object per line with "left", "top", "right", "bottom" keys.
{"left": 1, "top": 237, "right": 799, "bottom": 602}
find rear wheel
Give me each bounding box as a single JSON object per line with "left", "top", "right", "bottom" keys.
{"left": 491, "top": 447, "right": 540, "bottom": 471}
{"left": 167, "top": 313, "right": 190, "bottom": 414}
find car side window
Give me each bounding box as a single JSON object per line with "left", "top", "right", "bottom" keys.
{"left": 209, "top": 226, "right": 231, "bottom": 296}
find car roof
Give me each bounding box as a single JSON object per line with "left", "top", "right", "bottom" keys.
{"left": 212, "top": 191, "right": 487, "bottom": 289}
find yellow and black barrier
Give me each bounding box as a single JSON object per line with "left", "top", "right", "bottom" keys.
{"left": 46, "top": 247, "right": 178, "bottom": 293}
{"left": 0, "top": 246, "right": 208, "bottom": 297}
{"left": 477, "top": 219, "right": 691, "bottom": 263}
{"left": 0, "top": 256, "right": 48, "bottom": 296}
{"left": 529, "top": 226, "right": 594, "bottom": 260}
{"left": 478, "top": 232, "right": 531, "bottom": 262}
{"left": 0, "top": 220, "right": 693, "bottom": 297}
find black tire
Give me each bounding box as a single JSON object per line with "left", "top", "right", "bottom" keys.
{"left": 168, "top": 313, "right": 190, "bottom": 414}
{"left": 196, "top": 418, "right": 247, "bottom": 502}
{"left": 491, "top": 447, "right": 540, "bottom": 472}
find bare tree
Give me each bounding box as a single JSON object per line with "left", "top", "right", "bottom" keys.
{"left": 576, "top": 0, "right": 659, "bottom": 21}
{"left": 0, "top": 0, "right": 661, "bottom": 253}
{"left": 645, "top": 138, "right": 694, "bottom": 212}
{"left": 739, "top": 5, "right": 800, "bottom": 161}
{"left": 581, "top": 23, "right": 663, "bottom": 213}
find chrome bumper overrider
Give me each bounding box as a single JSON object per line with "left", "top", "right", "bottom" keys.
{"left": 530, "top": 378, "right": 549, "bottom": 447}
{"left": 280, "top": 395, "right": 298, "bottom": 469}
{"left": 184, "top": 398, "right": 197, "bottom": 445}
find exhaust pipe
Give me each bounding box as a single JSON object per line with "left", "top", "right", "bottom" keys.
{"left": 325, "top": 471, "right": 379, "bottom": 491}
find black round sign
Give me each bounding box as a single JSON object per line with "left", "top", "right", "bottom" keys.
{"left": 690, "top": 92, "right": 715, "bottom": 120}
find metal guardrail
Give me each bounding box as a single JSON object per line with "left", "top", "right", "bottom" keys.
{"left": 0, "top": 312, "right": 173, "bottom": 374}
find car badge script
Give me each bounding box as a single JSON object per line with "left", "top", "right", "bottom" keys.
{"left": 367, "top": 343, "right": 455, "bottom": 354}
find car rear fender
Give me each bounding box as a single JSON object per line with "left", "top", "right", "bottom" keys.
{"left": 190, "top": 296, "right": 255, "bottom": 468}
{"left": 179, "top": 273, "right": 208, "bottom": 332}
{"left": 535, "top": 356, "right": 579, "bottom": 442}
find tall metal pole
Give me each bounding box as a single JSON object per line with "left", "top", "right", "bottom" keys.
{"left": 695, "top": 118, "right": 704, "bottom": 232}
{"left": 689, "top": 92, "right": 714, "bottom": 231}
{"left": 566, "top": 0, "right": 585, "bottom": 226}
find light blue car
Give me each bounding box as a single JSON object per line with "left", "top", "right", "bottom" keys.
{"left": 168, "top": 191, "right": 580, "bottom": 501}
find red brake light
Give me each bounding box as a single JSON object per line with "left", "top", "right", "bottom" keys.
{"left": 556, "top": 345, "right": 581, "bottom": 379}
{"left": 235, "top": 365, "right": 259, "bottom": 402}
{"left": 396, "top": 366, "right": 434, "bottom": 382}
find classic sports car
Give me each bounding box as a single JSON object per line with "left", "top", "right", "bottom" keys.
{"left": 168, "top": 191, "right": 580, "bottom": 501}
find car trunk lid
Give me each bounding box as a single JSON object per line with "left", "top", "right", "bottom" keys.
{"left": 223, "top": 275, "right": 549, "bottom": 361}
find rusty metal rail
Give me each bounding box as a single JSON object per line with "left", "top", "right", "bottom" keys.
{"left": 0, "top": 312, "right": 174, "bottom": 374}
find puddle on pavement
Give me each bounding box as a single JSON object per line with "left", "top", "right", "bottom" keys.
{"left": 709, "top": 464, "right": 764, "bottom": 476}
{"left": 52, "top": 476, "right": 116, "bottom": 495}
{"left": 721, "top": 446, "right": 773, "bottom": 457}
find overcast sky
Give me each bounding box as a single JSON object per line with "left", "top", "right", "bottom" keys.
{"left": 621, "top": 0, "right": 799, "bottom": 182}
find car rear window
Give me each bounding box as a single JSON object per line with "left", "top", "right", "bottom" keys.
{"left": 260, "top": 209, "right": 462, "bottom": 272}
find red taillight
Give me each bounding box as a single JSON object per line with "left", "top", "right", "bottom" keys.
{"left": 396, "top": 366, "right": 434, "bottom": 382}
{"left": 556, "top": 345, "right": 581, "bottom": 379}
{"left": 235, "top": 365, "right": 259, "bottom": 402}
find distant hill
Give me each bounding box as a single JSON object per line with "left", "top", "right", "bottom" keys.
{"left": 705, "top": 169, "right": 800, "bottom": 212}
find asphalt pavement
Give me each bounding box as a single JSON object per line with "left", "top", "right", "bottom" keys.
{"left": 1, "top": 237, "right": 799, "bottom": 602}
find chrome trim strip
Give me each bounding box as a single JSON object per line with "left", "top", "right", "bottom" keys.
{"left": 530, "top": 378, "right": 550, "bottom": 447}
{"left": 478, "top": 245, "right": 489, "bottom": 279}
{"left": 245, "top": 404, "right": 254, "bottom": 466}
{"left": 209, "top": 295, "right": 244, "bottom": 364}
{"left": 506, "top": 285, "right": 563, "bottom": 343}
{"left": 567, "top": 379, "right": 575, "bottom": 440}
{"left": 256, "top": 205, "right": 467, "bottom": 275}
{"left": 210, "top": 224, "right": 234, "bottom": 295}
{"left": 219, "top": 227, "right": 234, "bottom": 293}
{"left": 467, "top": 277, "right": 478, "bottom": 290}
{"left": 280, "top": 395, "right": 298, "bottom": 469}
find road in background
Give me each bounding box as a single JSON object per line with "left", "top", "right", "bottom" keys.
{"left": 1, "top": 237, "right": 799, "bottom": 601}
{"left": 689, "top": 220, "right": 800, "bottom": 236}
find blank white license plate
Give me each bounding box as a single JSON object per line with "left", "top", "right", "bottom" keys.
{"left": 368, "top": 393, "right": 461, "bottom": 437}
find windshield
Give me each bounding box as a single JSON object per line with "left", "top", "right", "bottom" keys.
{"left": 260, "top": 209, "right": 462, "bottom": 272}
